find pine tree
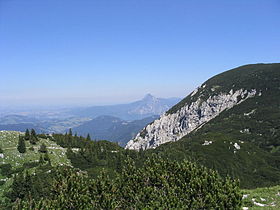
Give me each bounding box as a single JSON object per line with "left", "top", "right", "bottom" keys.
{"left": 17, "top": 136, "right": 26, "bottom": 153}
{"left": 30, "top": 129, "right": 38, "bottom": 145}
{"left": 25, "top": 129, "right": 30, "bottom": 140}
{"left": 69, "top": 128, "right": 73, "bottom": 136}
{"left": 31, "top": 129, "right": 36, "bottom": 137}
{"left": 86, "top": 133, "right": 91, "bottom": 141}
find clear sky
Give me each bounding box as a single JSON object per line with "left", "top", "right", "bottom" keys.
{"left": 0, "top": 0, "right": 279, "bottom": 107}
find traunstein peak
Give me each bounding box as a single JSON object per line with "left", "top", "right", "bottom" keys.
{"left": 126, "top": 88, "right": 257, "bottom": 150}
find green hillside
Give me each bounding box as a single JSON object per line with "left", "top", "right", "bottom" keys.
{"left": 144, "top": 64, "right": 280, "bottom": 189}
{"left": 0, "top": 130, "right": 243, "bottom": 209}
{"left": 0, "top": 131, "right": 71, "bottom": 204}
{"left": 0, "top": 129, "right": 278, "bottom": 209}
{"left": 150, "top": 132, "right": 280, "bottom": 188}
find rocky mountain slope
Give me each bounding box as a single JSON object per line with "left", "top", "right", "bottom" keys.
{"left": 126, "top": 63, "right": 280, "bottom": 150}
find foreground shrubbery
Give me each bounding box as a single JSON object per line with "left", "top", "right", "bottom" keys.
{"left": 14, "top": 156, "right": 242, "bottom": 209}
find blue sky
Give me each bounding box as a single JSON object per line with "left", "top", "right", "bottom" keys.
{"left": 0, "top": 0, "right": 279, "bottom": 106}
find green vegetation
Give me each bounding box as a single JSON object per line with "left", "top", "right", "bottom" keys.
{"left": 242, "top": 185, "right": 280, "bottom": 209}
{"left": 24, "top": 129, "right": 30, "bottom": 140}
{"left": 38, "top": 143, "right": 47, "bottom": 153}
{"left": 15, "top": 156, "right": 242, "bottom": 209}
{"left": 149, "top": 132, "right": 280, "bottom": 188}
{"left": 152, "top": 63, "right": 280, "bottom": 189}
{"left": 0, "top": 130, "right": 71, "bottom": 207}
{"left": 86, "top": 133, "right": 91, "bottom": 141}
{"left": 0, "top": 130, "right": 243, "bottom": 209}
{"left": 53, "top": 132, "right": 127, "bottom": 178}
{"left": 17, "top": 136, "right": 26, "bottom": 153}
{"left": 0, "top": 129, "right": 278, "bottom": 209}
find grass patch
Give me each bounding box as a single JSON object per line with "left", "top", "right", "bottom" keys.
{"left": 242, "top": 185, "right": 280, "bottom": 209}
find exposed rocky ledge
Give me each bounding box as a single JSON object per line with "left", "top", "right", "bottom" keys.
{"left": 126, "top": 88, "right": 257, "bottom": 150}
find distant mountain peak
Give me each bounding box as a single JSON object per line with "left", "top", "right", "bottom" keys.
{"left": 70, "top": 94, "right": 181, "bottom": 121}
{"left": 142, "top": 94, "right": 156, "bottom": 101}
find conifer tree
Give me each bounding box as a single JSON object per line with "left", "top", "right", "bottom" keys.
{"left": 17, "top": 136, "right": 26, "bottom": 153}
{"left": 31, "top": 129, "right": 36, "bottom": 137}
{"left": 86, "top": 133, "right": 91, "bottom": 141}
{"left": 25, "top": 129, "right": 30, "bottom": 140}
{"left": 30, "top": 129, "right": 38, "bottom": 145}
{"left": 69, "top": 128, "right": 73, "bottom": 136}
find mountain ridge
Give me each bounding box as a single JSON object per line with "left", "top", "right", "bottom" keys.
{"left": 70, "top": 94, "right": 181, "bottom": 121}
{"left": 126, "top": 63, "right": 280, "bottom": 150}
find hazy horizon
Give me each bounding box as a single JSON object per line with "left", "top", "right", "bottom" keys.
{"left": 1, "top": 0, "right": 279, "bottom": 107}
{"left": 0, "top": 93, "right": 183, "bottom": 110}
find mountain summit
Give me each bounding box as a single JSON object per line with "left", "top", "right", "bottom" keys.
{"left": 142, "top": 93, "right": 157, "bottom": 101}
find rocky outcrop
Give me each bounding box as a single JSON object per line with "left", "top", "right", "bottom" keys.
{"left": 125, "top": 88, "right": 257, "bottom": 150}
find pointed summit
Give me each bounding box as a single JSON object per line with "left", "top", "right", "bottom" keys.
{"left": 142, "top": 93, "right": 155, "bottom": 101}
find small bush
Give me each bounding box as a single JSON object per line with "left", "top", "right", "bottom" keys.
{"left": 38, "top": 144, "right": 47, "bottom": 153}
{"left": 0, "top": 164, "right": 12, "bottom": 177}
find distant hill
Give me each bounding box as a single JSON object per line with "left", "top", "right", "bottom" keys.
{"left": 70, "top": 94, "right": 181, "bottom": 121}
{"left": 0, "top": 115, "right": 40, "bottom": 125}
{"left": 72, "top": 115, "right": 159, "bottom": 146}
{"left": 0, "top": 123, "right": 46, "bottom": 133}
{"left": 0, "top": 116, "right": 90, "bottom": 134}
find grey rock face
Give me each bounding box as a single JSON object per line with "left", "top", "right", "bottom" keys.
{"left": 126, "top": 88, "right": 256, "bottom": 150}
